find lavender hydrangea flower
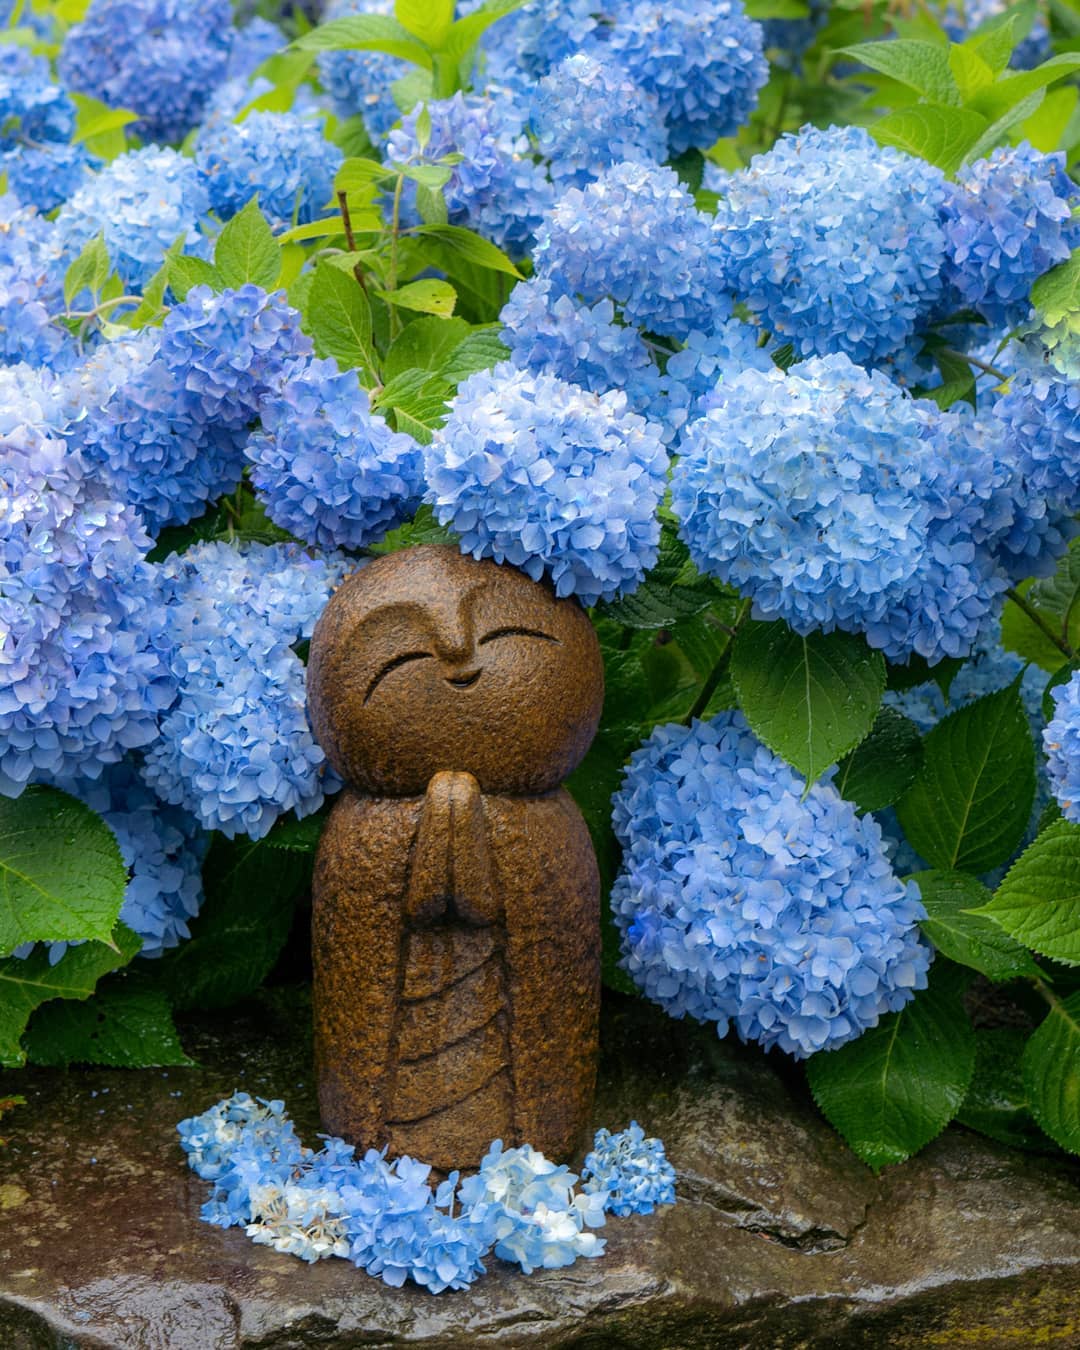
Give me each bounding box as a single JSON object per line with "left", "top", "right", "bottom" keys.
{"left": 56, "top": 148, "right": 211, "bottom": 292}
{"left": 531, "top": 54, "right": 666, "bottom": 186}
{"left": 66, "top": 285, "right": 311, "bottom": 533}
{"left": 582, "top": 1122, "right": 677, "bottom": 1217}
{"left": 195, "top": 112, "right": 343, "bottom": 228}
{"left": 246, "top": 355, "right": 423, "bottom": 552}
{"left": 612, "top": 713, "right": 932, "bottom": 1058}
{"left": 712, "top": 125, "right": 949, "bottom": 364}
{"left": 1045, "top": 670, "right": 1080, "bottom": 823}
{"left": 425, "top": 363, "right": 669, "bottom": 607}
{"left": 534, "top": 161, "right": 731, "bottom": 341}
{"left": 0, "top": 366, "right": 174, "bottom": 796}
{"left": 142, "top": 541, "right": 345, "bottom": 840}
{"left": 672, "top": 355, "right": 1014, "bottom": 663}
{"left": 942, "top": 144, "right": 1080, "bottom": 329}
{"left": 58, "top": 0, "right": 235, "bottom": 144}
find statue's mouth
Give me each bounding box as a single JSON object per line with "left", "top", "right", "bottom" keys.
{"left": 446, "top": 670, "right": 481, "bottom": 689}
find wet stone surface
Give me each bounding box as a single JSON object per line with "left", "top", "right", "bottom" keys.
{"left": 3, "top": 989, "right": 1080, "bottom": 1349}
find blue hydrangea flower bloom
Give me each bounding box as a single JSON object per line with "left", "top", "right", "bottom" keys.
{"left": 712, "top": 125, "right": 949, "bottom": 364}
{"left": 611, "top": 713, "right": 932, "bottom": 1058}
{"left": 660, "top": 320, "right": 776, "bottom": 440}
{"left": 226, "top": 17, "right": 285, "bottom": 81}
{"left": 195, "top": 112, "right": 343, "bottom": 228}
{"left": 66, "top": 285, "right": 311, "bottom": 533}
{"left": 534, "top": 161, "right": 732, "bottom": 342}
{"left": 993, "top": 367, "right": 1080, "bottom": 520}
{"left": 761, "top": 0, "right": 828, "bottom": 72}
{"left": 0, "top": 47, "right": 93, "bottom": 211}
{"left": 387, "top": 92, "right": 553, "bottom": 256}
{"left": 56, "top": 148, "right": 211, "bottom": 293}
{"left": 142, "top": 541, "right": 345, "bottom": 840}
{"left": 672, "top": 355, "right": 1014, "bottom": 663}
{"left": 531, "top": 54, "right": 666, "bottom": 186}
{"left": 942, "top": 144, "right": 1080, "bottom": 329}
{"left": 499, "top": 276, "right": 664, "bottom": 421}
{"left": 0, "top": 192, "right": 65, "bottom": 309}
{"left": 0, "top": 366, "right": 174, "bottom": 797}
{"left": 603, "top": 0, "right": 768, "bottom": 153}
{"left": 425, "top": 363, "right": 670, "bottom": 607}
{"left": 58, "top": 0, "right": 234, "bottom": 144}
{"left": 317, "top": 0, "right": 405, "bottom": 144}
{"left": 246, "top": 355, "right": 423, "bottom": 552}
{"left": 0, "top": 264, "right": 73, "bottom": 370}
{"left": 581, "top": 1122, "right": 677, "bottom": 1218}
{"left": 2, "top": 143, "right": 94, "bottom": 215}
{"left": 1045, "top": 671, "right": 1080, "bottom": 823}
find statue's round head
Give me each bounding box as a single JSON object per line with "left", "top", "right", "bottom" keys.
{"left": 307, "top": 546, "right": 604, "bottom": 795}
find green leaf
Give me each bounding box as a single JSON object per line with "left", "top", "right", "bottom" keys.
{"left": 369, "top": 502, "right": 457, "bottom": 554}
{"left": 63, "top": 233, "right": 110, "bottom": 307}
{"left": 384, "top": 315, "right": 471, "bottom": 379}
{"left": 409, "top": 223, "right": 522, "bottom": 278}
{"left": 168, "top": 254, "right": 223, "bottom": 302}
{"left": 806, "top": 963, "right": 976, "bottom": 1171}
{"left": 1023, "top": 991, "right": 1080, "bottom": 1153}
{"left": 1021, "top": 84, "right": 1078, "bottom": 152}
{"left": 834, "top": 706, "right": 924, "bottom": 813}
{"left": 895, "top": 684, "right": 1035, "bottom": 873}
{"left": 372, "top": 368, "right": 454, "bottom": 442}
{"left": 730, "top": 622, "right": 886, "bottom": 784}
{"left": 22, "top": 978, "right": 191, "bottom": 1068}
{"left": 395, "top": 0, "right": 452, "bottom": 47}
{"left": 957, "top": 1028, "right": 1048, "bottom": 1151}
{"left": 871, "top": 103, "right": 988, "bottom": 174}
{"left": 914, "top": 869, "right": 1041, "bottom": 980}
{"left": 974, "top": 819, "right": 1080, "bottom": 965}
{"left": 376, "top": 278, "right": 457, "bottom": 316}
{"left": 441, "top": 0, "right": 527, "bottom": 61}
{"left": 335, "top": 155, "right": 394, "bottom": 192}
{"left": 213, "top": 198, "right": 281, "bottom": 291}
{"left": 294, "top": 14, "right": 433, "bottom": 68}
{"left": 949, "top": 44, "right": 994, "bottom": 101}
{"left": 155, "top": 833, "right": 310, "bottom": 1011}
{"left": 838, "top": 39, "right": 962, "bottom": 103}
{"left": 440, "top": 328, "right": 509, "bottom": 383}
{"left": 306, "top": 261, "right": 379, "bottom": 380}
{"left": 598, "top": 526, "right": 719, "bottom": 629}
{"left": 0, "top": 924, "right": 140, "bottom": 1068}
{"left": 970, "top": 52, "right": 1080, "bottom": 120}
{"left": 961, "top": 87, "right": 1046, "bottom": 164}
{"left": 1000, "top": 585, "right": 1074, "bottom": 674}
{"left": 1032, "top": 248, "right": 1080, "bottom": 328}
{"left": 68, "top": 91, "right": 136, "bottom": 160}
{"left": 265, "top": 811, "right": 327, "bottom": 852}
{"left": 0, "top": 787, "right": 127, "bottom": 956}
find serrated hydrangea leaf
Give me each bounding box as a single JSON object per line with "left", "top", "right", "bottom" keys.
{"left": 440, "top": 330, "right": 509, "bottom": 384}
{"left": 895, "top": 685, "right": 1035, "bottom": 873}
{"left": 372, "top": 368, "right": 453, "bottom": 442}
{"left": 265, "top": 812, "right": 327, "bottom": 853}
{"left": 294, "top": 13, "right": 433, "bottom": 67}
{"left": 307, "top": 261, "right": 378, "bottom": 381}
{"left": 22, "top": 978, "right": 191, "bottom": 1068}
{"left": 872, "top": 103, "right": 988, "bottom": 174}
{"left": 1022, "top": 992, "right": 1080, "bottom": 1154}
{"left": 0, "top": 787, "right": 127, "bottom": 956}
{"left": 914, "top": 870, "right": 1041, "bottom": 981}
{"left": 1032, "top": 248, "right": 1080, "bottom": 327}
{"left": 368, "top": 503, "right": 457, "bottom": 555}
{"left": 214, "top": 198, "right": 281, "bottom": 292}
{"left": 971, "top": 52, "right": 1080, "bottom": 121}
{"left": 411, "top": 224, "right": 522, "bottom": 278}
{"left": 957, "top": 1028, "right": 1048, "bottom": 1152}
{"left": 0, "top": 924, "right": 141, "bottom": 1068}
{"left": 834, "top": 707, "right": 924, "bottom": 813}
{"left": 395, "top": 0, "right": 452, "bottom": 46}
{"left": 806, "top": 963, "right": 976, "bottom": 1171}
{"left": 1030, "top": 536, "right": 1080, "bottom": 640}
{"left": 168, "top": 255, "right": 223, "bottom": 302}
{"left": 730, "top": 621, "right": 886, "bottom": 783}
{"left": 63, "top": 232, "right": 111, "bottom": 306}
{"left": 839, "top": 40, "right": 963, "bottom": 105}
{"left": 384, "top": 316, "right": 471, "bottom": 380}
{"left": 155, "top": 834, "right": 309, "bottom": 1011}
{"left": 948, "top": 44, "right": 994, "bottom": 101}
{"left": 975, "top": 819, "right": 1080, "bottom": 964}
{"left": 376, "top": 279, "right": 456, "bottom": 316}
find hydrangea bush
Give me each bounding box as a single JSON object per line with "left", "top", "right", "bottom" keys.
{"left": 2, "top": 0, "right": 1080, "bottom": 1258}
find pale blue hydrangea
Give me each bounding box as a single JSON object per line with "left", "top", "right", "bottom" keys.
{"left": 142, "top": 540, "right": 344, "bottom": 840}
{"left": 0, "top": 264, "right": 73, "bottom": 370}
{"left": 55, "top": 148, "right": 211, "bottom": 292}
{"left": 425, "top": 363, "right": 669, "bottom": 607}
{"left": 581, "top": 1122, "right": 676, "bottom": 1218}
{"left": 942, "top": 144, "right": 1080, "bottom": 329}
{"left": 531, "top": 54, "right": 666, "bottom": 186}
{"left": 49, "top": 760, "right": 206, "bottom": 958}
{"left": 534, "top": 161, "right": 731, "bottom": 342}
{"left": 712, "top": 125, "right": 949, "bottom": 364}
{"left": 993, "top": 366, "right": 1080, "bottom": 525}
{"left": 661, "top": 321, "right": 776, "bottom": 440}
{"left": 612, "top": 713, "right": 932, "bottom": 1058}
{"left": 66, "top": 285, "right": 311, "bottom": 533}
{"left": 58, "top": 0, "right": 234, "bottom": 144}
{"left": 317, "top": 0, "right": 404, "bottom": 144}
{"left": 602, "top": 0, "right": 768, "bottom": 153}
{"left": 2, "top": 144, "right": 94, "bottom": 214}
{"left": 387, "top": 92, "right": 553, "bottom": 256}
{"left": 0, "top": 45, "right": 75, "bottom": 147}
{"left": 479, "top": 0, "right": 601, "bottom": 85}
{"left": 0, "top": 192, "right": 65, "bottom": 310}
{"left": 195, "top": 111, "right": 343, "bottom": 228}
{"left": 246, "top": 355, "right": 423, "bottom": 551}
{"left": 1045, "top": 671, "right": 1080, "bottom": 823}
{"left": 672, "top": 355, "right": 1015, "bottom": 664}
{"left": 943, "top": 0, "right": 1051, "bottom": 70}
{"left": 0, "top": 366, "right": 174, "bottom": 797}
{"left": 226, "top": 17, "right": 285, "bottom": 80}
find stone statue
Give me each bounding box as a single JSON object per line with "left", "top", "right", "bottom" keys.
{"left": 306, "top": 545, "right": 604, "bottom": 1172}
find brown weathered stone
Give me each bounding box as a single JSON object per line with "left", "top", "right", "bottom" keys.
{"left": 307, "top": 546, "right": 604, "bottom": 1172}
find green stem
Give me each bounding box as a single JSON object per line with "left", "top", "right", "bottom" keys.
{"left": 940, "top": 345, "right": 1009, "bottom": 382}
{"left": 386, "top": 172, "right": 406, "bottom": 340}
{"left": 684, "top": 598, "right": 751, "bottom": 724}
{"left": 1007, "top": 586, "right": 1075, "bottom": 661}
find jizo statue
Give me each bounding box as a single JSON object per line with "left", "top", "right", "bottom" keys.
{"left": 306, "top": 546, "right": 604, "bottom": 1172}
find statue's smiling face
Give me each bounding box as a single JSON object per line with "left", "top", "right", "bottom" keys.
{"left": 308, "top": 547, "right": 604, "bottom": 796}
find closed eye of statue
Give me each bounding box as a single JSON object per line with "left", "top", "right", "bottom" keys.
{"left": 477, "top": 627, "right": 560, "bottom": 646}
{"left": 364, "top": 650, "right": 433, "bottom": 703}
